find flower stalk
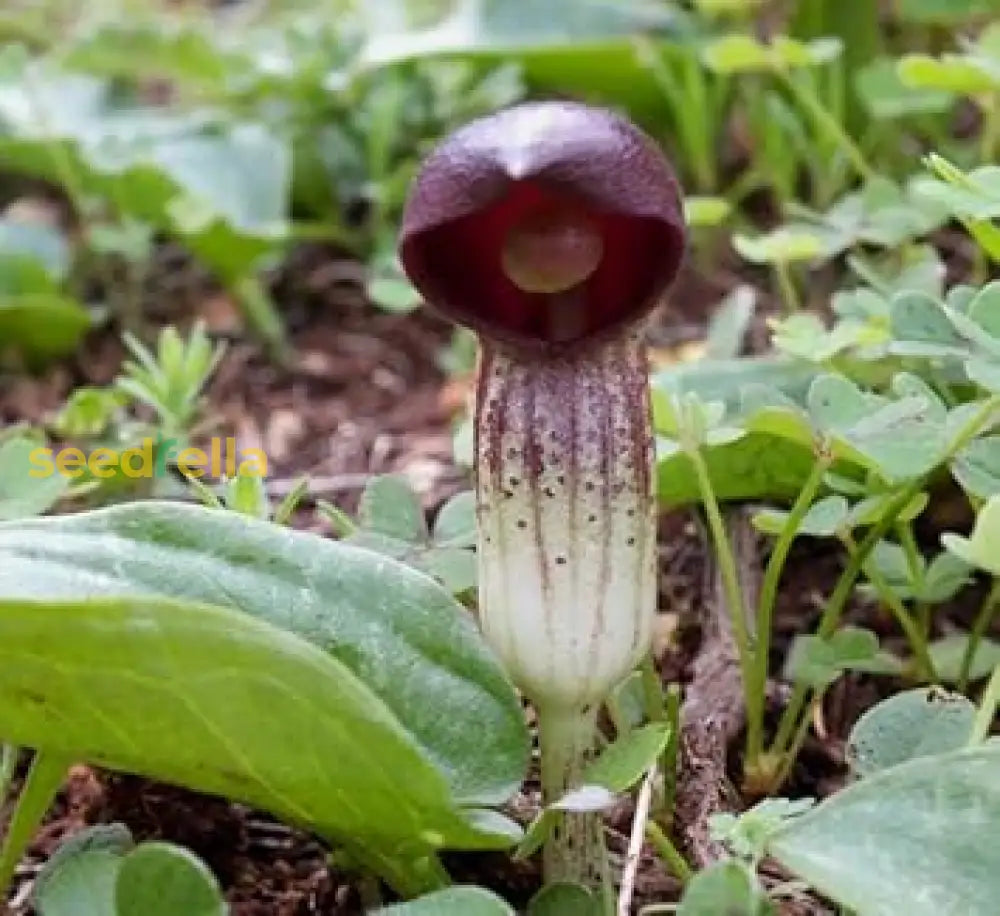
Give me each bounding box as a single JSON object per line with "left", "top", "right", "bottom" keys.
{"left": 399, "top": 101, "right": 686, "bottom": 893}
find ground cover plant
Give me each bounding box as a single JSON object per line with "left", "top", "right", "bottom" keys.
{"left": 3, "top": 0, "right": 1000, "bottom": 914}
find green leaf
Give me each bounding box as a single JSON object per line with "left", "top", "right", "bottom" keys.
{"left": 375, "top": 886, "right": 516, "bottom": 915}
{"left": 733, "top": 228, "right": 824, "bottom": 265}
{"left": 432, "top": 490, "right": 477, "bottom": 547}
{"left": 709, "top": 797, "right": 815, "bottom": 861}
{"left": 360, "top": 0, "right": 691, "bottom": 119}
{"left": 890, "top": 291, "right": 967, "bottom": 357}
{"left": 928, "top": 635, "right": 1000, "bottom": 684}
{"left": 846, "top": 687, "right": 976, "bottom": 777}
{"left": 785, "top": 626, "right": 901, "bottom": 690}
{"left": 0, "top": 502, "right": 528, "bottom": 806}
{"left": 753, "top": 495, "right": 849, "bottom": 538}
{"left": 527, "top": 883, "right": 599, "bottom": 916}
{"left": 704, "top": 286, "right": 755, "bottom": 360}
{"left": 951, "top": 436, "right": 1000, "bottom": 499}
{"left": 0, "top": 596, "right": 511, "bottom": 894}
{"left": 34, "top": 824, "right": 133, "bottom": 916}
{"left": 0, "top": 438, "right": 68, "bottom": 521}
{"left": 768, "top": 746, "right": 1000, "bottom": 916}
{"left": 0, "top": 294, "right": 90, "bottom": 364}
{"left": 678, "top": 860, "right": 774, "bottom": 916}
{"left": 898, "top": 0, "right": 1000, "bottom": 23}
{"left": 943, "top": 495, "right": 1000, "bottom": 576}
{"left": 115, "top": 842, "right": 224, "bottom": 916}
{"left": 358, "top": 474, "right": 428, "bottom": 542}
{"left": 856, "top": 57, "right": 953, "bottom": 119}
{"left": 580, "top": 722, "right": 670, "bottom": 793}
{"left": 684, "top": 196, "right": 732, "bottom": 230}
{"left": 899, "top": 54, "right": 998, "bottom": 95}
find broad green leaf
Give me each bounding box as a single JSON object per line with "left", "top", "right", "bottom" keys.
{"left": 361, "top": 0, "right": 692, "bottom": 119}
{"left": 115, "top": 842, "right": 225, "bottom": 916}
{"left": 34, "top": 824, "right": 133, "bottom": 916}
{"left": 0, "top": 294, "right": 90, "bottom": 364}
{"left": 807, "top": 374, "right": 883, "bottom": 433}
{"left": 527, "top": 883, "right": 599, "bottom": 916}
{"left": 847, "top": 687, "right": 976, "bottom": 777}
{"left": 768, "top": 746, "right": 1000, "bottom": 916}
{"left": 0, "top": 437, "right": 68, "bottom": 521}
{"left": 784, "top": 627, "right": 901, "bottom": 690}
{"left": 928, "top": 635, "right": 1000, "bottom": 684}
{"left": 0, "top": 597, "right": 511, "bottom": 891}
{"left": 921, "top": 551, "right": 973, "bottom": 602}
{"left": 658, "top": 430, "right": 816, "bottom": 506}
{"left": 709, "top": 797, "right": 815, "bottom": 860}
{"left": 368, "top": 275, "right": 423, "bottom": 314}
{"left": 418, "top": 547, "right": 477, "bottom": 595}
{"left": 966, "top": 357, "right": 1000, "bottom": 392}
{"left": 968, "top": 281, "right": 1000, "bottom": 340}
{"left": 580, "top": 722, "right": 670, "bottom": 793}
{"left": 358, "top": 474, "right": 428, "bottom": 542}
{"left": 678, "top": 861, "right": 774, "bottom": 916}
{"left": 0, "top": 502, "right": 528, "bottom": 805}
{"left": 943, "top": 495, "right": 1000, "bottom": 576}
{"left": 376, "top": 886, "right": 516, "bottom": 915}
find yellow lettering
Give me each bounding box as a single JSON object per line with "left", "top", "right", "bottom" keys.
{"left": 88, "top": 447, "right": 117, "bottom": 479}
{"left": 238, "top": 449, "right": 268, "bottom": 479}
{"left": 28, "top": 448, "right": 54, "bottom": 478}
{"left": 56, "top": 447, "right": 85, "bottom": 478}
{"left": 121, "top": 439, "right": 153, "bottom": 478}
{"left": 177, "top": 447, "right": 206, "bottom": 479}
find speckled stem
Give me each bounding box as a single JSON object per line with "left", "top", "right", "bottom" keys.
{"left": 474, "top": 333, "right": 656, "bottom": 897}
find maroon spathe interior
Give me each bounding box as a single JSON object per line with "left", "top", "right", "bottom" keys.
{"left": 401, "top": 181, "right": 679, "bottom": 347}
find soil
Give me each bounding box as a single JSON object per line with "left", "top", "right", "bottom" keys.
{"left": 0, "top": 241, "right": 991, "bottom": 915}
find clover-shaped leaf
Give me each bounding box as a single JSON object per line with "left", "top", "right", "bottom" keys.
{"left": 785, "top": 626, "right": 902, "bottom": 690}
{"left": 952, "top": 435, "right": 1000, "bottom": 500}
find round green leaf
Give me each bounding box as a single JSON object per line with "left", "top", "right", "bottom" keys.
{"left": 847, "top": 687, "right": 975, "bottom": 777}
{"left": 376, "top": 886, "right": 516, "bottom": 915}
{"left": 115, "top": 842, "right": 224, "bottom": 916}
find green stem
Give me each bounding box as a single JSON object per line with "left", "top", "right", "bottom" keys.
{"left": 771, "top": 395, "right": 1000, "bottom": 762}
{"left": 772, "top": 693, "right": 821, "bottom": 791}
{"left": 644, "top": 821, "right": 693, "bottom": 885}
{"left": 970, "top": 663, "right": 1000, "bottom": 745}
{"left": 959, "top": 580, "right": 1000, "bottom": 693}
{"left": 747, "top": 454, "right": 830, "bottom": 765}
{"left": 231, "top": 275, "right": 290, "bottom": 363}
{"left": 659, "top": 684, "right": 681, "bottom": 825}
{"left": 769, "top": 480, "right": 924, "bottom": 760}
{"left": 686, "top": 446, "right": 757, "bottom": 740}
{"left": 536, "top": 704, "right": 612, "bottom": 904}
{"left": 777, "top": 69, "right": 876, "bottom": 183}
{"left": 774, "top": 262, "right": 801, "bottom": 314}
{"left": 847, "top": 534, "right": 935, "bottom": 680}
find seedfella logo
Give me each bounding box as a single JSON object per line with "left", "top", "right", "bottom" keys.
{"left": 29, "top": 436, "right": 268, "bottom": 480}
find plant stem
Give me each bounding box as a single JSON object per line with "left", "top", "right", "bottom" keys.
{"left": 970, "top": 663, "right": 1000, "bottom": 745}
{"left": 959, "top": 579, "right": 1000, "bottom": 693}
{"left": 659, "top": 683, "right": 681, "bottom": 825}
{"left": 685, "top": 445, "right": 757, "bottom": 740}
{"left": 773, "top": 695, "right": 821, "bottom": 790}
{"left": 845, "top": 533, "right": 935, "bottom": 680}
{"left": 536, "top": 704, "right": 612, "bottom": 905}
{"left": 746, "top": 454, "right": 830, "bottom": 766}
{"left": 774, "top": 262, "right": 801, "bottom": 314}
{"left": 769, "top": 480, "right": 923, "bottom": 760}
{"left": 0, "top": 745, "right": 17, "bottom": 803}
{"left": 777, "top": 70, "right": 877, "bottom": 183}
{"left": 644, "top": 821, "right": 693, "bottom": 885}
{"left": 771, "top": 395, "right": 1000, "bottom": 762}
